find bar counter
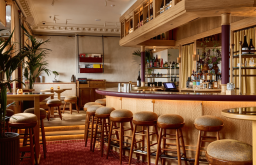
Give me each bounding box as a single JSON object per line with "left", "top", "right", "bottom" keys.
{"left": 96, "top": 88, "right": 255, "bottom": 158}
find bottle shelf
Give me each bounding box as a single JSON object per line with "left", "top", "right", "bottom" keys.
{"left": 80, "top": 68, "right": 103, "bottom": 73}
{"left": 79, "top": 57, "right": 103, "bottom": 63}
{"left": 147, "top": 67, "right": 179, "bottom": 69}
{"left": 233, "top": 67, "right": 256, "bottom": 70}
{"left": 145, "top": 76, "right": 179, "bottom": 78}
{"left": 233, "top": 54, "right": 256, "bottom": 58}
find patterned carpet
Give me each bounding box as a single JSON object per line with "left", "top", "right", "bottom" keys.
{"left": 20, "top": 140, "right": 154, "bottom": 165}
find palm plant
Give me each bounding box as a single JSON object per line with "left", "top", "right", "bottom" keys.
{"left": 22, "top": 27, "right": 51, "bottom": 89}
{"left": 0, "top": 30, "right": 26, "bottom": 138}
{"left": 132, "top": 49, "right": 152, "bottom": 62}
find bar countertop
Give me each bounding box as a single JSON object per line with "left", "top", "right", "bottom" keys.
{"left": 96, "top": 88, "right": 256, "bottom": 102}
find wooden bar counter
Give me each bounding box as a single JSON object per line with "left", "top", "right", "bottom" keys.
{"left": 96, "top": 88, "right": 255, "bottom": 160}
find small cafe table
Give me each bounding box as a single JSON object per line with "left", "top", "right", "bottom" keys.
{"left": 222, "top": 107, "right": 256, "bottom": 164}
{"left": 7, "top": 93, "right": 54, "bottom": 162}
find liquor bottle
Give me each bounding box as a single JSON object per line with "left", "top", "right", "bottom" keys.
{"left": 186, "top": 77, "right": 191, "bottom": 88}
{"left": 208, "top": 80, "right": 213, "bottom": 89}
{"left": 191, "top": 70, "right": 195, "bottom": 81}
{"left": 249, "top": 39, "right": 255, "bottom": 54}
{"left": 242, "top": 35, "right": 249, "bottom": 54}
{"left": 160, "top": 58, "right": 163, "bottom": 68}
{"left": 150, "top": 3, "right": 153, "bottom": 20}
{"left": 137, "top": 71, "right": 141, "bottom": 87}
{"left": 217, "top": 75, "right": 222, "bottom": 88}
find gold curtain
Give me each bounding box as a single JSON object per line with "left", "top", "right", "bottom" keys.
{"left": 181, "top": 44, "right": 194, "bottom": 89}
{"left": 233, "top": 28, "right": 256, "bottom": 94}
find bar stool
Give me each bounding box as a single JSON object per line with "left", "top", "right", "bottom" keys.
{"left": 84, "top": 102, "right": 101, "bottom": 111}
{"left": 6, "top": 109, "right": 14, "bottom": 132}
{"left": 194, "top": 115, "right": 224, "bottom": 165}
{"left": 46, "top": 99, "right": 62, "bottom": 120}
{"left": 24, "top": 108, "right": 47, "bottom": 158}
{"left": 95, "top": 99, "right": 106, "bottom": 106}
{"left": 84, "top": 105, "right": 103, "bottom": 150}
{"left": 206, "top": 139, "right": 252, "bottom": 165}
{"left": 106, "top": 109, "right": 133, "bottom": 164}
{"left": 62, "top": 96, "right": 79, "bottom": 114}
{"left": 155, "top": 114, "right": 187, "bottom": 165}
{"left": 128, "top": 111, "right": 159, "bottom": 165}
{"left": 9, "top": 113, "right": 38, "bottom": 165}
{"left": 93, "top": 106, "right": 115, "bottom": 156}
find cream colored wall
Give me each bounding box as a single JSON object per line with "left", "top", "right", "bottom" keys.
{"left": 35, "top": 35, "right": 140, "bottom": 83}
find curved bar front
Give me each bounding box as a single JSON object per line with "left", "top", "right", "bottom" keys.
{"left": 96, "top": 88, "right": 255, "bottom": 161}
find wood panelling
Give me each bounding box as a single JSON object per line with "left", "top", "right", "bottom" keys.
{"left": 120, "top": 0, "right": 145, "bottom": 22}
{"left": 138, "top": 40, "right": 175, "bottom": 46}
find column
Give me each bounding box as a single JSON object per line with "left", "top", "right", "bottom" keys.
{"left": 221, "top": 13, "right": 230, "bottom": 92}
{"left": 141, "top": 46, "right": 145, "bottom": 87}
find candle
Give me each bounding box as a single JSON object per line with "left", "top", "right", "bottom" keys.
{"left": 57, "top": 86, "right": 60, "bottom": 89}
{"left": 17, "top": 89, "right": 23, "bottom": 94}
{"left": 51, "top": 87, "right": 54, "bottom": 91}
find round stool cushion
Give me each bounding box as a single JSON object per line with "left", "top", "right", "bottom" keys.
{"left": 87, "top": 105, "right": 103, "bottom": 113}
{"left": 9, "top": 113, "right": 37, "bottom": 124}
{"left": 207, "top": 139, "right": 252, "bottom": 162}
{"left": 133, "top": 111, "right": 158, "bottom": 122}
{"left": 64, "top": 96, "right": 77, "bottom": 101}
{"left": 158, "top": 114, "right": 184, "bottom": 125}
{"left": 24, "top": 108, "right": 47, "bottom": 119}
{"left": 110, "top": 109, "right": 133, "bottom": 118}
{"left": 6, "top": 109, "right": 14, "bottom": 117}
{"left": 95, "top": 99, "right": 106, "bottom": 105}
{"left": 84, "top": 102, "right": 101, "bottom": 111}
{"left": 46, "top": 99, "right": 61, "bottom": 105}
{"left": 96, "top": 107, "right": 115, "bottom": 115}
{"left": 194, "top": 115, "right": 223, "bottom": 127}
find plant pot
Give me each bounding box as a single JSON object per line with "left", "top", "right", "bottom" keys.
{"left": 202, "top": 63, "right": 209, "bottom": 73}
{"left": 213, "top": 64, "right": 219, "bottom": 74}
{"left": 0, "top": 132, "right": 20, "bottom": 165}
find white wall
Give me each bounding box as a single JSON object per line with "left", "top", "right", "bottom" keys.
{"left": 35, "top": 35, "right": 140, "bottom": 82}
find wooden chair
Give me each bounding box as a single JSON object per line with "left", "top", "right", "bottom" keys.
{"left": 206, "top": 139, "right": 252, "bottom": 165}
{"left": 62, "top": 96, "right": 79, "bottom": 114}
{"left": 128, "top": 111, "right": 159, "bottom": 165}
{"left": 194, "top": 115, "right": 224, "bottom": 165}
{"left": 46, "top": 99, "right": 62, "bottom": 120}
{"left": 155, "top": 114, "right": 187, "bottom": 165}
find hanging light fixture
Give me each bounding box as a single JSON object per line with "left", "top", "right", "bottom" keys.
{"left": 153, "top": 46, "right": 156, "bottom": 51}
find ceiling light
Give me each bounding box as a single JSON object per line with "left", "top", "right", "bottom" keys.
{"left": 153, "top": 46, "right": 156, "bottom": 51}
{"left": 6, "top": 16, "right": 11, "bottom": 22}
{"left": 95, "top": 19, "right": 101, "bottom": 21}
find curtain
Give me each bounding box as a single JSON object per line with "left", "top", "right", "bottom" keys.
{"left": 181, "top": 44, "right": 194, "bottom": 89}
{"left": 233, "top": 28, "right": 256, "bottom": 94}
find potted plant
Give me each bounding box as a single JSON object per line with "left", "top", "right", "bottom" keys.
{"left": 22, "top": 27, "right": 51, "bottom": 89}
{"left": 52, "top": 71, "right": 60, "bottom": 82}
{"left": 0, "top": 30, "right": 26, "bottom": 165}
{"left": 132, "top": 49, "right": 153, "bottom": 74}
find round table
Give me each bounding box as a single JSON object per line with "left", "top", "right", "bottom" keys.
{"left": 221, "top": 107, "right": 256, "bottom": 165}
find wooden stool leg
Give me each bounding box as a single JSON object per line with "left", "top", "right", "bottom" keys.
{"left": 93, "top": 117, "right": 99, "bottom": 152}
{"left": 84, "top": 114, "right": 90, "bottom": 147}
{"left": 195, "top": 130, "right": 202, "bottom": 165}
{"left": 29, "top": 128, "right": 35, "bottom": 165}
{"left": 114, "top": 122, "right": 119, "bottom": 140}
{"left": 90, "top": 115, "right": 95, "bottom": 151}
{"left": 176, "top": 129, "right": 181, "bottom": 165}
{"left": 161, "top": 129, "right": 166, "bottom": 165}
{"left": 69, "top": 102, "right": 72, "bottom": 114}
{"left": 62, "top": 102, "right": 67, "bottom": 113}
{"left": 155, "top": 128, "right": 163, "bottom": 165}
{"left": 120, "top": 122, "right": 124, "bottom": 164}
{"left": 75, "top": 102, "right": 79, "bottom": 113}
{"left": 179, "top": 128, "right": 188, "bottom": 165}
{"left": 41, "top": 119, "right": 47, "bottom": 159}
{"left": 128, "top": 124, "right": 137, "bottom": 165}
{"left": 47, "top": 106, "right": 51, "bottom": 121}
{"left": 130, "top": 121, "right": 139, "bottom": 161}
{"left": 106, "top": 121, "right": 113, "bottom": 159}
{"left": 58, "top": 106, "right": 62, "bottom": 120}
{"left": 100, "top": 118, "right": 105, "bottom": 157}
{"left": 217, "top": 131, "right": 220, "bottom": 140}
{"left": 146, "top": 126, "right": 151, "bottom": 165}
{"left": 142, "top": 126, "right": 145, "bottom": 163}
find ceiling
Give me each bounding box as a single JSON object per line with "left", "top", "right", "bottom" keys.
{"left": 27, "top": 0, "right": 137, "bottom": 34}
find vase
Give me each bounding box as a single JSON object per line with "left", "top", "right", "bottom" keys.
{"left": 202, "top": 64, "right": 209, "bottom": 73}
{"left": 213, "top": 64, "right": 219, "bottom": 74}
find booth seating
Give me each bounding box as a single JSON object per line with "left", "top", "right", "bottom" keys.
{"left": 206, "top": 139, "right": 252, "bottom": 165}
{"left": 93, "top": 107, "right": 115, "bottom": 156}
{"left": 194, "top": 115, "right": 224, "bottom": 165}
{"left": 63, "top": 96, "right": 79, "bottom": 114}
{"left": 9, "top": 113, "right": 38, "bottom": 165}
{"left": 128, "top": 111, "right": 159, "bottom": 165}
{"left": 106, "top": 109, "right": 133, "bottom": 164}
{"left": 155, "top": 114, "right": 187, "bottom": 165}
{"left": 84, "top": 105, "right": 103, "bottom": 150}
{"left": 46, "top": 99, "right": 62, "bottom": 120}
{"left": 24, "top": 108, "right": 47, "bottom": 158}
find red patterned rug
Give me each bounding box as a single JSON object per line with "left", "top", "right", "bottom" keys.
{"left": 20, "top": 140, "right": 154, "bottom": 165}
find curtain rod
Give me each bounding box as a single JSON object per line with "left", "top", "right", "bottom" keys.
{"left": 234, "top": 25, "right": 256, "bottom": 33}
{"left": 182, "top": 42, "right": 194, "bottom": 47}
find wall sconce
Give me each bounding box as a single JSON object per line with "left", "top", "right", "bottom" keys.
{"left": 177, "top": 57, "right": 181, "bottom": 63}
{"left": 153, "top": 46, "right": 156, "bottom": 51}
{"left": 17, "top": 89, "right": 23, "bottom": 94}
{"left": 193, "top": 54, "right": 200, "bottom": 61}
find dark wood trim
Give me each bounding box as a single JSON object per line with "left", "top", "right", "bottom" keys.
{"left": 194, "top": 124, "right": 224, "bottom": 132}
{"left": 157, "top": 122, "right": 184, "bottom": 129}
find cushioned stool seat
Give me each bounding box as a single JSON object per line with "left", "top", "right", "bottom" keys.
{"left": 24, "top": 108, "right": 47, "bottom": 119}
{"left": 84, "top": 102, "right": 101, "bottom": 111}
{"left": 64, "top": 96, "right": 77, "bottom": 101}
{"left": 9, "top": 113, "right": 37, "bottom": 129}
{"left": 63, "top": 96, "right": 79, "bottom": 114}
{"left": 6, "top": 109, "right": 14, "bottom": 117}
{"left": 194, "top": 115, "right": 223, "bottom": 127}
{"left": 158, "top": 114, "right": 184, "bottom": 125}
{"left": 206, "top": 139, "right": 252, "bottom": 164}
{"left": 87, "top": 105, "right": 103, "bottom": 113}
{"left": 95, "top": 107, "right": 115, "bottom": 116}
{"left": 110, "top": 109, "right": 133, "bottom": 118}
{"left": 133, "top": 111, "right": 158, "bottom": 122}
{"left": 46, "top": 99, "right": 61, "bottom": 105}
{"left": 95, "top": 99, "right": 106, "bottom": 106}
{"left": 46, "top": 99, "right": 62, "bottom": 120}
